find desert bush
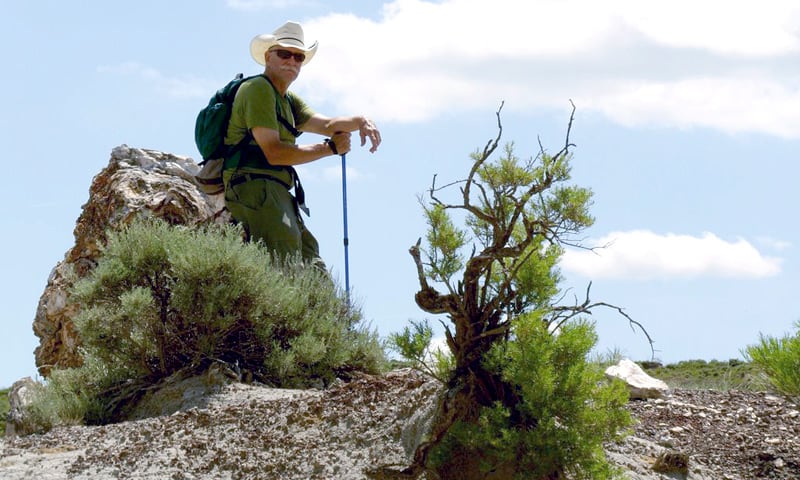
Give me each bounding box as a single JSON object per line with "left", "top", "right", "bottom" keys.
{"left": 0, "top": 388, "right": 9, "bottom": 433}
{"left": 391, "top": 105, "right": 636, "bottom": 479}
{"left": 641, "top": 359, "right": 767, "bottom": 391}
{"left": 389, "top": 319, "right": 454, "bottom": 382}
{"left": 744, "top": 321, "right": 800, "bottom": 404}
{"left": 28, "top": 218, "right": 385, "bottom": 426}
{"left": 19, "top": 355, "right": 126, "bottom": 431}
{"left": 427, "top": 316, "right": 630, "bottom": 479}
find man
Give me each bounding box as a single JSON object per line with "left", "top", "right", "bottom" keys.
{"left": 223, "top": 21, "right": 381, "bottom": 265}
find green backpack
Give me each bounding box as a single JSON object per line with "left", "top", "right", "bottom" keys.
{"left": 193, "top": 73, "right": 304, "bottom": 196}
{"left": 193, "top": 73, "right": 262, "bottom": 195}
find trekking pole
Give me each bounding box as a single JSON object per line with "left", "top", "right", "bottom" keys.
{"left": 340, "top": 153, "right": 351, "bottom": 304}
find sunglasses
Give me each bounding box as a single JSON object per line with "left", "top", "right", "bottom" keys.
{"left": 272, "top": 49, "right": 306, "bottom": 63}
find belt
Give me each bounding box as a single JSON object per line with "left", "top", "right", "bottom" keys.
{"left": 228, "top": 172, "right": 291, "bottom": 190}
{"left": 228, "top": 171, "right": 310, "bottom": 216}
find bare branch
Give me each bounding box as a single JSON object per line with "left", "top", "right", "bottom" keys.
{"left": 551, "top": 100, "right": 577, "bottom": 161}
{"left": 475, "top": 321, "right": 512, "bottom": 342}
{"left": 409, "top": 238, "right": 429, "bottom": 289}
{"left": 550, "top": 282, "right": 656, "bottom": 359}
{"left": 463, "top": 102, "right": 504, "bottom": 211}
{"left": 428, "top": 174, "right": 468, "bottom": 195}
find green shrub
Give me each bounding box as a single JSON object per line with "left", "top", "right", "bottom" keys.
{"left": 640, "top": 359, "right": 768, "bottom": 391}
{"left": 389, "top": 319, "right": 453, "bottom": 382}
{"left": 744, "top": 321, "right": 800, "bottom": 404}
{"left": 392, "top": 109, "right": 634, "bottom": 479}
{"left": 427, "top": 316, "right": 631, "bottom": 479}
{"left": 20, "top": 356, "right": 124, "bottom": 431}
{"left": 29, "top": 218, "right": 385, "bottom": 426}
{"left": 0, "top": 388, "right": 8, "bottom": 433}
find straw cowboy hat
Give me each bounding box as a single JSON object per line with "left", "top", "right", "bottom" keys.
{"left": 250, "top": 21, "right": 318, "bottom": 66}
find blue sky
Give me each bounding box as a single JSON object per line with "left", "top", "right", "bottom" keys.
{"left": 2, "top": 0, "right": 798, "bottom": 388}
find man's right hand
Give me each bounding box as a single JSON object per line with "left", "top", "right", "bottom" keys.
{"left": 330, "top": 131, "right": 352, "bottom": 155}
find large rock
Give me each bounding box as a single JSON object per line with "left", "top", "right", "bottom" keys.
{"left": 606, "top": 358, "right": 670, "bottom": 400}
{"left": 32, "top": 145, "right": 227, "bottom": 376}
{"left": 4, "top": 377, "right": 39, "bottom": 437}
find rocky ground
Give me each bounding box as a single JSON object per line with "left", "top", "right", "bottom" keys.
{"left": 1, "top": 370, "right": 798, "bottom": 479}
{"left": 612, "top": 389, "right": 800, "bottom": 479}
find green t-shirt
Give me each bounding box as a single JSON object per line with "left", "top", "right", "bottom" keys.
{"left": 223, "top": 75, "right": 314, "bottom": 185}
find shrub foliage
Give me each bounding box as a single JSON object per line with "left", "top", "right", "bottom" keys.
{"left": 392, "top": 105, "right": 633, "bottom": 479}
{"left": 744, "top": 320, "right": 800, "bottom": 405}
{"left": 29, "top": 219, "right": 384, "bottom": 427}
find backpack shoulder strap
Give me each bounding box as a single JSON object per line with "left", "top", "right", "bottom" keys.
{"left": 257, "top": 75, "right": 303, "bottom": 138}
{"left": 218, "top": 74, "right": 265, "bottom": 174}
{"left": 236, "top": 75, "right": 309, "bottom": 215}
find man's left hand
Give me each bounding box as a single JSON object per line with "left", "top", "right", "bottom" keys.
{"left": 359, "top": 118, "right": 381, "bottom": 153}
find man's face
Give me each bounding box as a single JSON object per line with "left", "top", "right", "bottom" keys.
{"left": 266, "top": 47, "right": 306, "bottom": 83}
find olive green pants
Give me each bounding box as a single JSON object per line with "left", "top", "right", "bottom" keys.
{"left": 224, "top": 176, "right": 321, "bottom": 265}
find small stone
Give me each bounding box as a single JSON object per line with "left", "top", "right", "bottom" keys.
{"left": 652, "top": 451, "right": 689, "bottom": 475}
{"left": 657, "top": 434, "right": 675, "bottom": 447}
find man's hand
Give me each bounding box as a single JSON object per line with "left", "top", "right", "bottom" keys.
{"left": 330, "top": 131, "right": 352, "bottom": 155}
{"left": 359, "top": 118, "right": 381, "bottom": 153}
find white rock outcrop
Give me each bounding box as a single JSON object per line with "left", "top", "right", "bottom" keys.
{"left": 605, "top": 358, "right": 670, "bottom": 400}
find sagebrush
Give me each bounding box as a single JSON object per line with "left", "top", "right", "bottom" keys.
{"left": 744, "top": 320, "right": 800, "bottom": 405}
{"left": 26, "top": 218, "right": 385, "bottom": 428}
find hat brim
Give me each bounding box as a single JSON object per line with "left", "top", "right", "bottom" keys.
{"left": 250, "top": 34, "right": 317, "bottom": 66}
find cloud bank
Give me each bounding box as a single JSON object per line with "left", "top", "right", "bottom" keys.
{"left": 97, "top": 62, "right": 209, "bottom": 99}
{"left": 560, "top": 230, "right": 783, "bottom": 279}
{"left": 295, "top": 0, "right": 800, "bottom": 137}
{"left": 107, "top": 1, "right": 800, "bottom": 138}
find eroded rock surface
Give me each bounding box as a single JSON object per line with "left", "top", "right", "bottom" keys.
{"left": 1, "top": 369, "right": 440, "bottom": 480}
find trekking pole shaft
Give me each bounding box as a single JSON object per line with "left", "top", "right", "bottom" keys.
{"left": 341, "top": 153, "right": 350, "bottom": 301}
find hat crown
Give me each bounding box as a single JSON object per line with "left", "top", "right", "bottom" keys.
{"left": 273, "top": 21, "right": 306, "bottom": 48}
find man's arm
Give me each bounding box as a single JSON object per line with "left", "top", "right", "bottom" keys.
{"left": 301, "top": 114, "right": 382, "bottom": 153}
{"left": 251, "top": 126, "right": 342, "bottom": 167}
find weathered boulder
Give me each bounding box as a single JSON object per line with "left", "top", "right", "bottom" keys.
{"left": 606, "top": 358, "right": 670, "bottom": 400}
{"left": 32, "top": 145, "right": 226, "bottom": 376}
{"left": 4, "top": 377, "right": 38, "bottom": 437}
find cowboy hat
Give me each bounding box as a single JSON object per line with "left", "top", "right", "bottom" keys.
{"left": 250, "top": 21, "right": 318, "bottom": 66}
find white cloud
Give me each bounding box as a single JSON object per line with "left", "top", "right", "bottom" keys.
{"left": 560, "top": 230, "right": 782, "bottom": 279}
{"left": 757, "top": 236, "right": 793, "bottom": 251}
{"left": 618, "top": 0, "right": 800, "bottom": 56}
{"left": 97, "top": 62, "right": 209, "bottom": 99}
{"left": 583, "top": 76, "right": 800, "bottom": 137}
{"left": 293, "top": 0, "right": 800, "bottom": 137}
